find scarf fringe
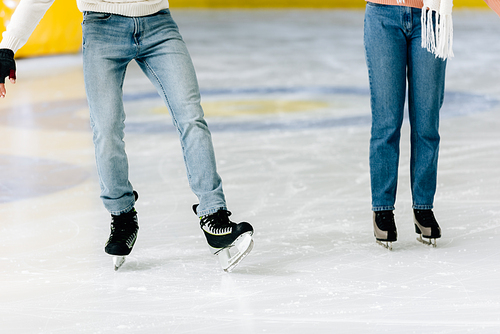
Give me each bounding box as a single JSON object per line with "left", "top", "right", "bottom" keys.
{"left": 421, "top": 8, "right": 454, "bottom": 59}
{"left": 395, "top": 0, "right": 454, "bottom": 59}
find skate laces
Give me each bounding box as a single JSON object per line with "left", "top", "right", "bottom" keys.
{"left": 200, "top": 210, "right": 233, "bottom": 235}
{"left": 109, "top": 209, "right": 138, "bottom": 244}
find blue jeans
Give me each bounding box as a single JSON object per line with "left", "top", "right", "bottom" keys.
{"left": 364, "top": 3, "right": 447, "bottom": 212}
{"left": 82, "top": 10, "right": 226, "bottom": 216}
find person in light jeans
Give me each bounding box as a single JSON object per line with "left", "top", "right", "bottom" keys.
{"left": 0, "top": 1, "right": 254, "bottom": 271}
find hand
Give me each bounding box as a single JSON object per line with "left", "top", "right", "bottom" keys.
{"left": 0, "top": 49, "right": 17, "bottom": 98}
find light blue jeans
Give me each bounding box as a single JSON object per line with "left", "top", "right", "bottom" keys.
{"left": 364, "top": 3, "right": 447, "bottom": 212}
{"left": 82, "top": 10, "right": 226, "bottom": 216}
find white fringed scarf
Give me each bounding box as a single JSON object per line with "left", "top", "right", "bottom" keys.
{"left": 398, "top": 0, "right": 454, "bottom": 59}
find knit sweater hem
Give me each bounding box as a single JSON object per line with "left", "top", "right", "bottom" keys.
{"left": 77, "top": 0, "right": 169, "bottom": 17}
{"left": 365, "top": 0, "right": 423, "bottom": 9}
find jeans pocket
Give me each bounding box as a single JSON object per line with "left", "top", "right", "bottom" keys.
{"left": 83, "top": 11, "right": 113, "bottom": 24}
{"left": 155, "top": 9, "right": 171, "bottom": 16}
{"left": 366, "top": 2, "right": 389, "bottom": 7}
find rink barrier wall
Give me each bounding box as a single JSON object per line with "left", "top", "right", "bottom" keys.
{"left": 0, "top": 0, "right": 491, "bottom": 58}
{"left": 170, "top": 0, "right": 489, "bottom": 8}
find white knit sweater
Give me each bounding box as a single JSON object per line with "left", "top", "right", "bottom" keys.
{"left": 0, "top": 0, "right": 170, "bottom": 53}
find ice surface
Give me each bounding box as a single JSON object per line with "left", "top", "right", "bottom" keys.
{"left": 0, "top": 9, "right": 500, "bottom": 333}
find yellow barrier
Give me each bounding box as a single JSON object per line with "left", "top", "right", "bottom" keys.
{"left": 454, "top": 0, "right": 489, "bottom": 7}
{"left": 0, "top": 0, "right": 491, "bottom": 58}
{"left": 169, "top": 0, "right": 489, "bottom": 8}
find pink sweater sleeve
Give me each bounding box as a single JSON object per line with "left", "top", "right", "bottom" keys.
{"left": 484, "top": 0, "right": 500, "bottom": 16}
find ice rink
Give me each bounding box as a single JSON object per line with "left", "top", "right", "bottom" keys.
{"left": 1, "top": 9, "right": 500, "bottom": 333}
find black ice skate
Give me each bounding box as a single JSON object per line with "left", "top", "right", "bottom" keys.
{"left": 413, "top": 209, "right": 441, "bottom": 247}
{"left": 105, "top": 191, "right": 139, "bottom": 271}
{"left": 373, "top": 210, "right": 397, "bottom": 250}
{"left": 193, "top": 204, "right": 254, "bottom": 272}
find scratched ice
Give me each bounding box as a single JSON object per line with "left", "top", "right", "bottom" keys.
{"left": 0, "top": 9, "right": 499, "bottom": 333}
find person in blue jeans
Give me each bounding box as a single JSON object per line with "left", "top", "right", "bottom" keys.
{"left": 364, "top": 2, "right": 443, "bottom": 249}
{"left": 0, "top": 1, "right": 254, "bottom": 272}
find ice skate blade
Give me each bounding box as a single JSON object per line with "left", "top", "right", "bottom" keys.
{"left": 417, "top": 235, "right": 437, "bottom": 247}
{"left": 217, "top": 233, "right": 254, "bottom": 272}
{"left": 113, "top": 256, "right": 126, "bottom": 271}
{"left": 376, "top": 240, "right": 393, "bottom": 251}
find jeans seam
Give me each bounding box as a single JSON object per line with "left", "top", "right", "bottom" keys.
{"left": 142, "top": 59, "right": 193, "bottom": 186}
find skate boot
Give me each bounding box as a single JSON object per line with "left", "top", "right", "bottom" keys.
{"left": 193, "top": 204, "right": 254, "bottom": 272}
{"left": 105, "top": 191, "right": 139, "bottom": 271}
{"left": 414, "top": 209, "right": 441, "bottom": 247}
{"left": 373, "top": 210, "right": 397, "bottom": 250}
